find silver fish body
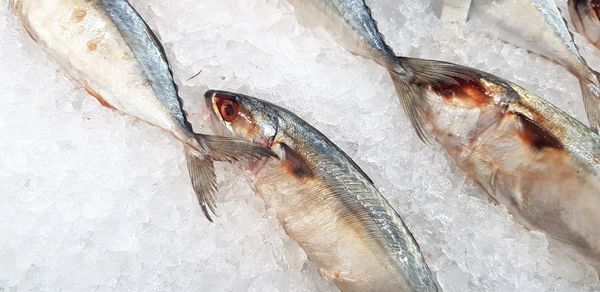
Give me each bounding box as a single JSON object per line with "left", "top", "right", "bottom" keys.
{"left": 467, "top": 0, "right": 600, "bottom": 132}
{"left": 11, "top": 0, "right": 273, "bottom": 221}
{"left": 205, "top": 90, "right": 439, "bottom": 292}
{"left": 287, "top": 0, "right": 397, "bottom": 67}
{"left": 287, "top": 0, "right": 600, "bottom": 273}
{"left": 415, "top": 62, "right": 600, "bottom": 270}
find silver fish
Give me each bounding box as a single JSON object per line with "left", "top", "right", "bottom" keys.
{"left": 465, "top": 0, "right": 600, "bottom": 133}
{"left": 287, "top": 0, "right": 600, "bottom": 272}
{"left": 11, "top": 0, "right": 274, "bottom": 221}
{"left": 205, "top": 90, "right": 439, "bottom": 292}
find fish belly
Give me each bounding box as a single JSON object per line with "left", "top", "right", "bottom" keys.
{"left": 426, "top": 90, "right": 600, "bottom": 264}
{"left": 13, "top": 0, "right": 178, "bottom": 133}
{"left": 253, "top": 160, "right": 411, "bottom": 291}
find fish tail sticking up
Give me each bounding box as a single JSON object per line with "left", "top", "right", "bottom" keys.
{"left": 185, "top": 134, "right": 277, "bottom": 222}
{"left": 579, "top": 73, "right": 600, "bottom": 133}
{"left": 184, "top": 144, "right": 218, "bottom": 222}
{"left": 387, "top": 57, "right": 480, "bottom": 142}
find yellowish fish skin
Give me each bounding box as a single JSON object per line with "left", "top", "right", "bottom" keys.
{"left": 205, "top": 90, "right": 439, "bottom": 292}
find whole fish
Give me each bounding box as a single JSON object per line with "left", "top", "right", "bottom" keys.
{"left": 465, "top": 0, "right": 600, "bottom": 133}
{"left": 569, "top": 0, "right": 600, "bottom": 50}
{"left": 205, "top": 90, "right": 439, "bottom": 292}
{"left": 286, "top": 0, "right": 600, "bottom": 272}
{"left": 11, "top": 0, "right": 274, "bottom": 221}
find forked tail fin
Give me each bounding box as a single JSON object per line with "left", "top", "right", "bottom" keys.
{"left": 184, "top": 135, "right": 277, "bottom": 222}
{"left": 579, "top": 75, "right": 600, "bottom": 133}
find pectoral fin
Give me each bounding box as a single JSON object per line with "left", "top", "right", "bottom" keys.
{"left": 186, "top": 135, "right": 277, "bottom": 222}
{"left": 202, "top": 134, "right": 278, "bottom": 162}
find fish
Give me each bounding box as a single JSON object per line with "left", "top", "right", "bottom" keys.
{"left": 11, "top": 0, "right": 275, "bottom": 221}
{"left": 569, "top": 0, "right": 600, "bottom": 50}
{"left": 286, "top": 0, "right": 600, "bottom": 272}
{"left": 464, "top": 0, "right": 600, "bottom": 133}
{"left": 205, "top": 89, "right": 440, "bottom": 292}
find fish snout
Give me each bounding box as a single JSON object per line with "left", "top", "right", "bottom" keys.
{"left": 204, "top": 89, "right": 217, "bottom": 106}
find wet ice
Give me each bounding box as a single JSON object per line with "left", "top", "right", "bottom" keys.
{"left": 0, "top": 0, "right": 598, "bottom": 291}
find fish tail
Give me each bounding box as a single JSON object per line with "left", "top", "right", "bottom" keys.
{"left": 388, "top": 57, "right": 479, "bottom": 143}
{"left": 184, "top": 144, "right": 218, "bottom": 222}
{"left": 579, "top": 75, "right": 600, "bottom": 133}
{"left": 185, "top": 134, "right": 277, "bottom": 222}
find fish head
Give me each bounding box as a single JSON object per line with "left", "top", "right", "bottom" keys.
{"left": 205, "top": 90, "right": 278, "bottom": 148}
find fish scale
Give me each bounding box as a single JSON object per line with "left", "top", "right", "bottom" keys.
{"left": 206, "top": 89, "right": 439, "bottom": 292}
{"left": 11, "top": 0, "right": 275, "bottom": 222}
{"left": 287, "top": 0, "right": 600, "bottom": 279}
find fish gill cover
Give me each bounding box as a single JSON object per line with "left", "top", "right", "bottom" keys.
{"left": 0, "top": 0, "right": 599, "bottom": 291}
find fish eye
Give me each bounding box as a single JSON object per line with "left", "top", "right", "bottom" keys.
{"left": 218, "top": 98, "right": 239, "bottom": 122}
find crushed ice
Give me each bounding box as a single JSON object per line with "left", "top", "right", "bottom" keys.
{"left": 0, "top": 0, "right": 598, "bottom": 290}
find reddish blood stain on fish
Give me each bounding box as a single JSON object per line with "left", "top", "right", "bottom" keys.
{"left": 72, "top": 9, "right": 87, "bottom": 23}
{"left": 434, "top": 78, "right": 492, "bottom": 107}
{"left": 592, "top": 0, "right": 600, "bottom": 17}
{"left": 281, "top": 143, "right": 313, "bottom": 178}
{"left": 84, "top": 84, "right": 113, "bottom": 109}
{"left": 86, "top": 39, "right": 98, "bottom": 52}
{"left": 516, "top": 113, "right": 564, "bottom": 150}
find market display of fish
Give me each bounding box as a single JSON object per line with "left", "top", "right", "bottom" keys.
{"left": 205, "top": 89, "right": 439, "bottom": 292}
{"left": 8, "top": 0, "right": 600, "bottom": 289}
{"left": 286, "top": 0, "right": 600, "bottom": 271}
{"left": 466, "top": 0, "right": 600, "bottom": 133}
{"left": 10, "top": 0, "right": 275, "bottom": 221}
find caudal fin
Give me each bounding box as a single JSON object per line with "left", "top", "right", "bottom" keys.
{"left": 579, "top": 77, "right": 600, "bottom": 133}
{"left": 388, "top": 57, "right": 481, "bottom": 142}
{"left": 184, "top": 147, "right": 218, "bottom": 222}
{"left": 185, "top": 135, "right": 277, "bottom": 222}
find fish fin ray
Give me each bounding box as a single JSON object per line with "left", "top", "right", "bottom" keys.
{"left": 579, "top": 77, "right": 600, "bottom": 133}
{"left": 184, "top": 146, "right": 217, "bottom": 222}
{"left": 389, "top": 57, "right": 482, "bottom": 143}
{"left": 202, "top": 135, "right": 278, "bottom": 162}
{"left": 319, "top": 166, "right": 438, "bottom": 289}
{"left": 184, "top": 135, "right": 276, "bottom": 222}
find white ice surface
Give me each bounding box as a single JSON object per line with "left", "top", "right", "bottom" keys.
{"left": 1, "top": 0, "right": 599, "bottom": 291}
